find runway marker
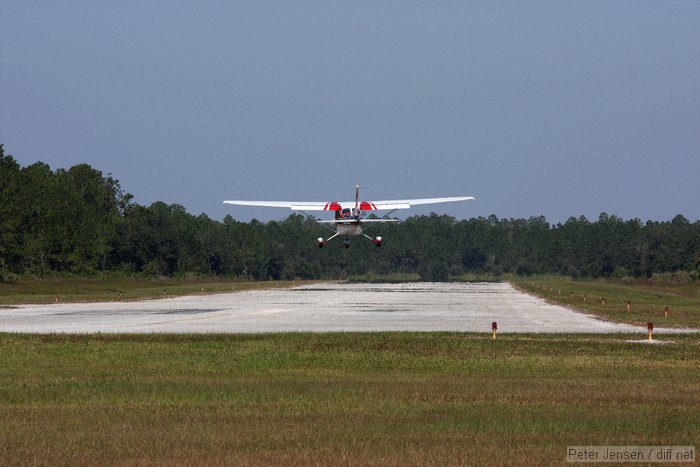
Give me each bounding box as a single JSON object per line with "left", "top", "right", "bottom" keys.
{"left": 647, "top": 322, "right": 654, "bottom": 341}
{"left": 492, "top": 321, "right": 497, "bottom": 340}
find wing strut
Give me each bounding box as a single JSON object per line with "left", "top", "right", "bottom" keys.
{"left": 361, "top": 209, "right": 398, "bottom": 233}
{"left": 298, "top": 210, "right": 337, "bottom": 234}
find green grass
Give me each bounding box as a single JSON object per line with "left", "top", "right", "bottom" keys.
{"left": 349, "top": 271, "right": 422, "bottom": 282}
{"left": 0, "top": 277, "right": 317, "bottom": 305}
{"left": 514, "top": 276, "right": 700, "bottom": 329}
{"left": 1, "top": 333, "right": 698, "bottom": 465}
{"left": 348, "top": 272, "right": 502, "bottom": 282}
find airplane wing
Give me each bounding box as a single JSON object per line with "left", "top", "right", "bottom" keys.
{"left": 224, "top": 196, "right": 475, "bottom": 211}
{"left": 357, "top": 196, "right": 475, "bottom": 211}
{"left": 223, "top": 200, "right": 342, "bottom": 211}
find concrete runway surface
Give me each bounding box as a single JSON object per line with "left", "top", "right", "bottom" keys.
{"left": 0, "top": 282, "right": 694, "bottom": 334}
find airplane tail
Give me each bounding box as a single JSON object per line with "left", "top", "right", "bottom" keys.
{"left": 354, "top": 184, "right": 360, "bottom": 214}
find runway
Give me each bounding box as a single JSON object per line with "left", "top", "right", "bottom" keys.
{"left": 0, "top": 282, "right": 693, "bottom": 334}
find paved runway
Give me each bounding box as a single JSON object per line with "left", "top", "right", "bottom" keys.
{"left": 0, "top": 282, "right": 693, "bottom": 334}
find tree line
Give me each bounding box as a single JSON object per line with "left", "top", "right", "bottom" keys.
{"left": 1, "top": 145, "right": 699, "bottom": 281}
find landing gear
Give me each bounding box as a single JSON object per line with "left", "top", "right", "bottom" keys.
{"left": 317, "top": 234, "right": 382, "bottom": 249}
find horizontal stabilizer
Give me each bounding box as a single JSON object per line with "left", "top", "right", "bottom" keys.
{"left": 357, "top": 219, "right": 400, "bottom": 223}
{"left": 316, "top": 219, "right": 399, "bottom": 224}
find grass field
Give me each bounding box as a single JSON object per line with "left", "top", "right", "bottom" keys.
{"left": 1, "top": 332, "right": 698, "bottom": 465}
{"left": 0, "top": 277, "right": 316, "bottom": 305}
{"left": 514, "top": 276, "right": 700, "bottom": 329}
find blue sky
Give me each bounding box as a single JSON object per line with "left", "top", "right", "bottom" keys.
{"left": 2, "top": 1, "right": 699, "bottom": 222}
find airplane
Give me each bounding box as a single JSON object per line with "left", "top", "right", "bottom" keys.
{"left": 223, "top": 185, "right": 474, "bottom": 248}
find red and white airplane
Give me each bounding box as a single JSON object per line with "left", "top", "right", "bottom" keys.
{"left": 224, "top": 186, "right": 474, "bottom": 248}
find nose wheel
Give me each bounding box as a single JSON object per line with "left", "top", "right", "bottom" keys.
{"left": 344, "top": 239, "right": 350, "bottom": 249}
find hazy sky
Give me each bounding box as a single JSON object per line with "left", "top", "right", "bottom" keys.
{"left": 2, "top": 1, "right": 699, "bottom": 223}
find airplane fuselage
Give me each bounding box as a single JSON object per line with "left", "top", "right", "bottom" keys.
{"left": 336, "top": 221, "right": 363, "bottom": 237}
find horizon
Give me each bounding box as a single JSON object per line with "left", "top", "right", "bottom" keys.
{"left": 3, "top": 141, "right": 697, "bottom": 226}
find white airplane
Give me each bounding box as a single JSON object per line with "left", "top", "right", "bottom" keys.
{"left": 224, "top": 186, "right": 474, "bottom": 248}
